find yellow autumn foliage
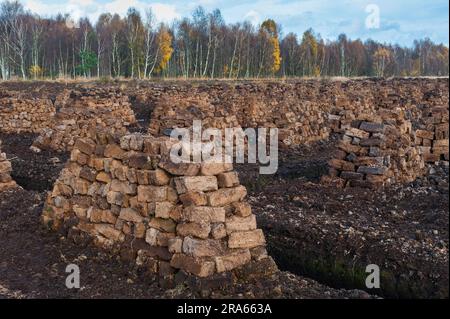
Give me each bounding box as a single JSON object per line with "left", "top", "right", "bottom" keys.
{"left": 29, "top": 65, "right": 43, "bottom": 78}
{"left": 155, "top": 27, "right": 174, "bottom": 73}
{"left": 313, "top": 65, "right": 321, "bottom": 77}
{"left": 373, "top": 47, "right": 392, "bottom": 76}
{"left": 271, "top": 37, "right": 281, "bottom": 73}
{"left": 261, "top": 19, "right": 281, "bottom": 74}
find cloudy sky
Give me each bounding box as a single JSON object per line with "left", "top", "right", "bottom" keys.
{"left": 22, "top": 0, "right": 449, "bottom": 46}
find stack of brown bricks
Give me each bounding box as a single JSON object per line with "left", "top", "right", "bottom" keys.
{"left": 0, "top": 91, "right": 55, "bottom": 133}
{"left": 146, "top": 84, "right": 330, "bottom": 147}
{"left": 0, "top": 140, "right": 17, "bottom": 191}
{"left": 148, "top": 95, "right": 241, "bottom": 136}
{"left": 324, "top": 108, "right": 425, "bottom": 188}
{"left": 32, "top": 88, "right": 136, "bottom": 152}
{"left": 415, "top": 106, "right": 449, "bottom": 162}
{"left": 42, "top": 132, "right": 270, "bottom": 278}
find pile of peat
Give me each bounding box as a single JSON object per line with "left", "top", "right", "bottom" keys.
{"left": 0, "top": 132, "right": 371, "bottom": 299}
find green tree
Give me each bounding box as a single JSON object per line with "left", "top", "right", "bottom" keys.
{"left": 76, "top": 50, "right": 98, "bottom": 77}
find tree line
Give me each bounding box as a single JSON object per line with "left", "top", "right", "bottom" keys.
{"left": 0, "top": 0, "right": 448, "bottom": 80}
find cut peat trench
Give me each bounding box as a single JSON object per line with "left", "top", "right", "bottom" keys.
{"left": 248, "top": 183, "right": 449, "bottom": 299}
{"left": 260, "top": 214, "right": 447, "bottom": 299}
{"left": 0, "top": 133, "right": 68, "bottom": 192}
{"left": 127, "top": 94, "right": 155, "bottom": 133}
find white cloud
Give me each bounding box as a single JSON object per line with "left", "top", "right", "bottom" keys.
{"left": 23, "top": 0, "right": 57, "bottom": 15}
{"left": 104, "top": 0, "right": 137, "bottom": 16}
{"left": 23, "top": 0, "right": 180, "bottom": 24}
{"left": 194, "top": 0, "right": 219, "bottom": 6}
{"left": 149, "top": 3, "right": 181, "bottom": 23}
{"left": 72, "top": 0, "right": 94, "bottom": 6}
{"left": 19, "top": 0, "right": 450, "bottom": 45}
{"left": 24, "top": 0, "right": 99, "bottom": 21}
{"left": 244, "top": 10, "right": 260, "bottom": 26}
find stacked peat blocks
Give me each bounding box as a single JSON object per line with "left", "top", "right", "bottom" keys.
{"left": 146, "top": 84, "right": 330, "bottom": 147}
{"left": 42, "top": 132, "right": 270, "bottom": 279}
{"left": 325, "top": 108, "right": 425, "bottom": 188}
{"left": 0, "top": 91, "right": 55, "bottom": 133}
{"left": 148, "top": 95, "right": 242, "bottom": 136}
{"left": 0, "top": 140, "right": 17, "bottom": 191}
{"left": 415, "top": 106, "right": 449, "bottom": 162}
{"left": 32, "top": 88, "right": 136, "bottom": 152}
